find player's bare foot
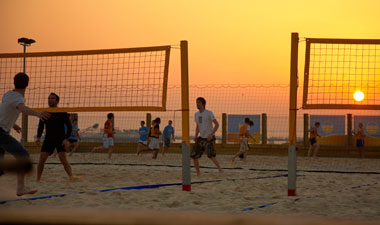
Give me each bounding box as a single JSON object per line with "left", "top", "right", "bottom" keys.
{"left": 17, "top": 188, "right": 37, "bottom": 196}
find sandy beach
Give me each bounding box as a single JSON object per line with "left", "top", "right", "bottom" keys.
{"left": 1, "top": 153, "right": 380, "bottom": 224}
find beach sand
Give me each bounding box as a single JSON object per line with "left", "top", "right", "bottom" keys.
{"left": 1, "top": 153, "right": 380, "bottom": 224}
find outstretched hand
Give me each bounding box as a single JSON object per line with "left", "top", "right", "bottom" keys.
{"left": 13, "top": 124, "right": 22, "bottom": 133}
{"left": 39, "top": 111, "right": 50, "bottom": 121}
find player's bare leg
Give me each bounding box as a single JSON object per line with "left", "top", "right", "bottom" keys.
{"left": 69, "top": 142, "right": 78, "bottom": 156}
{"left": 17, "top": 172, "right": 37, "bottom": 196}
{"left": 193, "top": 158, "right": 201, "bottom": 176}
{"left": 36, "top": 152, "right": 49, "bottom": 182}
{"left": 58, "top": 152, "right": 73, "bottom": 179}
{"left": 108, "top": 146, "right": 113, "bottom": 159}
{"left": 210, "top": 157, "right": 223, "bottom": 173}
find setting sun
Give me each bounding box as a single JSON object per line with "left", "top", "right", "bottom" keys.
{"left": 353, "top": 91, "right": 365, "bottom": 102}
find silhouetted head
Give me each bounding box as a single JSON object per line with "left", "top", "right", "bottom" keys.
{"left": 196, "top": 97, "right": 206, "bottom": 110}
{"left": 14, "top": 73, "right": 29, "bottom": 89}
{"left": 48, "top": 93, "right": 60, "bottom": 107}
{"left": 107, "top": 113, "right": 114, "bottom": 120}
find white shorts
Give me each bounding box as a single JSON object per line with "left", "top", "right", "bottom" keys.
{"left": 149, "top": 138, "right": 160, "bottom": 150}
{"left": 138, "top": 140, "right": 147, "bottom": 145}
{"left": 103, "top": 137, "right": 114, "bottom": 148}
{"left": 239, "top": 137, "right": 249, "bottom": 151}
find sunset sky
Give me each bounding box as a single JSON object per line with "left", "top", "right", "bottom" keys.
{"left": 1, "top": 0, "right": 380, "bottom": 85}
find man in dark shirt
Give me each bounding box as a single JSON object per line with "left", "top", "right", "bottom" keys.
{"left": 36, "top": 93, "right": 73, "bottom": 181}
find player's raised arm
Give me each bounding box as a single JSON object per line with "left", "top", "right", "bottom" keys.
{"left": 17, "top": 103, "right": 50, "bottom": 121}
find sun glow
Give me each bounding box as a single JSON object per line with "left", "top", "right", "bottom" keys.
{"left": 353, "top": 91, "right": 365, "bottom": 102}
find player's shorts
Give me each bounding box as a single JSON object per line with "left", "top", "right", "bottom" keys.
{"left": 356, "top": 139, "right": 364, "bottom": 147}
{"left": 149, "top": 138, "right": 160, "bottom": 150}
{"left": 191, "top": 136, "right": 216, "bottom": 159}
{"left": 103, "top": 137, "right": 114, "bottom": 148}
{"left": 0, "top": 127, "right": 29, "bottom": 158}
{"left": 163, "top": 138, "right": 171, "bottom": 147}
{"left": 41, "top": 139, "right": 66, "bottom": 155}
{"left": 138, "top": 140, "right": 147, "bottom": 146}
{"left": 239, "top": 137, "right": 249, "bottom": 152}
{"left": 309, "top": 138, "right": 317, "bottom": 145}
{"left": 68, "top": 139, "right": 78, "bottom": 144}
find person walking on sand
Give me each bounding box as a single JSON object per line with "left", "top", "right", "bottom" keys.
{"left": 308, "top": 122, "right": 321, "bottom": 158}
{"left": 191, "top": 97, "right": 223, "bottom": 176}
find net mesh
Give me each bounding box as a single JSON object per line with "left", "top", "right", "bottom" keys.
{"left": 0, "top": 46, "right": 170, "bottom": 111}
{"left": 6, "top": 84, "right": 376, "bottom": 174}
{"left": 303, "top": 39, "right": 380, "bottom": 109}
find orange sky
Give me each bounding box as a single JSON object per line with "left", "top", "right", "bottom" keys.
{"left": 1, "top": 0, "right": 380, "bottom": 85}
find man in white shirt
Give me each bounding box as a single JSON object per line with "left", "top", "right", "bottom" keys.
{"left": 0, "top": 72, "right": 50, "bottom": 196}
{"left": 191, "top": 97, "right": 223, "bottom": 176}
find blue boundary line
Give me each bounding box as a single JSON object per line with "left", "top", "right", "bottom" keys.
{"left": 0, "top": 174, "right": 295, "bottom": 205}
{"left": 241, "top": 182, "right": 379, "bottom": 212}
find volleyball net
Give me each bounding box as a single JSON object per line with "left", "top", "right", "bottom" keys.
{"left": 0, "top": 46, "right": 171, "bottom": 112}
{"left": 3, "top": 84, "right": 377, "bottom": 175}
{"left": 303, "top": 38, "right": 380, "bottom": 109}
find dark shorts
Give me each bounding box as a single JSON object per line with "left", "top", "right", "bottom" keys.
{"left": 68, "top": 139, "right": 78, "bottom": 144}
{"left": 309, "top": 138, "right": 317, "bottom": 145}
{"left": 0, "top": 128, "right": 29, "bottom": 159}
{"left": 191, "top": 136, "right": 216, "bottom": 159}
{"left": 356, "top": 139, "right": 364, "bottom": 147}
{"left": 41, "top": 139, "right": 66, "bottom": 155}
{"left": 163, "top": 138, "right": 171, "bottom": 147}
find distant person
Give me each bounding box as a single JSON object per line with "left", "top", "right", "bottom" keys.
{"left": 232, "top": 119, "right": 255, "bottom": 164}
{"left": 355, "top": 122, "right": 365, "bottom": 158}
{"left": 36, "top": 93, "right": 74, "bottom": 182}
{"left": 91, "top": 113, "right": 115, "bottom": 159}
{"left": 68, "top": 118, "right": 81, "bottom": 156}
{"left": 308, "top": 122, "right": 321, "bottom": 158}
{"left": 0, "top": 72, "right": 50, "bottom": 195}
{"left": 137, "top": 121, "right": 149, "bottom": 156}
{"left": 148, "top": 117, "right": 161, "bottom": 159}
{"left": 162, "top": 120, "right": 175, "bottom": 156}
{"left": 191, "top": 97, "right": 223, "bottom": 175}
{"left": 243, "top": 120, "right": 255, "bottom": 159}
